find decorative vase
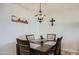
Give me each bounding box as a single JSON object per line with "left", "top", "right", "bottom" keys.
{"left": 40, "top": 41, "right": 43, "bottom": 46}
{"left": 40, "top": 35, "right": 43, "bottom": 39}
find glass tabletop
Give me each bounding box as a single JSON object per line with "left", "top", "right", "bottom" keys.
{"left": 29, "top": 38, "right": 47, "bottom": 44}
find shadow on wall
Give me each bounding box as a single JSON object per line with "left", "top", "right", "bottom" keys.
{"left": 0, "top": 42, "right": 16, "bottom": 55}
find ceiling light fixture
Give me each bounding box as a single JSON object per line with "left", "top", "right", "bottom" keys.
{"left": 35, "top": 3, "right": 46, "bottom": 23}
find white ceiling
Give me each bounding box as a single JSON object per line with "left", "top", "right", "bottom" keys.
{"left": 16, "top": 3, "right": 79, "bottom": 15}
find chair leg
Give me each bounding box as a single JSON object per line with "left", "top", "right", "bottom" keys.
{"left": 54, "top": 48, "right": 61, "bottom": 55}
{"left": 59, "top": 48, "right": 61, "bottom": 55}
{"left": 16, "top": 44, "right": 20, "bottom": 55}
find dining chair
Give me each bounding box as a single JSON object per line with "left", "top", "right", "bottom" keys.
{"left": 49, "top": 37, "right": 63, "bottom": 55}
{"left": 16, "top": 38, "right": 30, "bottom": 55}
{"left": 26, "top": 34, "right": 35, "bottom": 40}
{"left": 47, "top": 34, "right": 56, "bottom": 41}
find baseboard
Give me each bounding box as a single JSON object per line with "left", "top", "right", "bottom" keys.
{"left": 0, "top": 49, "right": 79, "bottom": 55}
{"left": 0, "top": 52, "right": 16, "bottom": 55}
{"left": 61, "top": 49, "right": 79, "bottom": 55}
{"left": 0, "top": 52, "right": 9, "bottom": 55}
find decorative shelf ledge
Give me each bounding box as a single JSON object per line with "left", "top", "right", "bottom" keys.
{"left": 11, "top": 15, "right": 28, "bottom": 24}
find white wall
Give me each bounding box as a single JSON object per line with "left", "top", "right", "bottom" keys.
{"left": 39, "top": 6, "right": 79, "bottom": 53}
{"left": 0, "top": 3, "right": 79, "bottom": 55}
{"left": 0, "top": 3, "right": 39, "bottom": 55}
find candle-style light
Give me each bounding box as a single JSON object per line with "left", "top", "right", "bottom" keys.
{"left": 35, "top": 3, "right": 46, "bottom": 23}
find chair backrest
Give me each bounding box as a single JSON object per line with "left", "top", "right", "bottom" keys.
{"left": 54, "top": 37, "right": 63, "bottom": 55}
{"left": 47, "top": 34, "right": 56, "bottom": 41}
{"left": 26, "top": 34, "right": 35, "bottom": 40}
{"left": 16, "top": 38, "right": 30, "bottom": 55}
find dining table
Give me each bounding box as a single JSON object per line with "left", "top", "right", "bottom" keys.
{"left": 17, "top": 35, "right": 56, "bottom": 55}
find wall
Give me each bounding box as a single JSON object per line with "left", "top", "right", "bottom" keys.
{"left": 0, "top": 3, "right": 79, "bottom": 55}
{"left": 39, "top": 5, "right": 79, "bottom": 54}
{"left": 0, "top": 3, "right": 39, "bottom": 55}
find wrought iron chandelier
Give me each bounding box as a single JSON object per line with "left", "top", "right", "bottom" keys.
{"left": 34, "top": 3, "right": 55, "bottom": 26}
{"left": 35, "top": 3, "right": 46, "bottom": 23}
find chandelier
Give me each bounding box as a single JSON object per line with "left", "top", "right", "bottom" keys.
{"left": 35, "top": 3, "right": 46, "bottom": 23}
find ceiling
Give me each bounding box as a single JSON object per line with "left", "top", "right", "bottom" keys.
{"left": 16, "top": 3, "right": 79, "bottom": 15}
